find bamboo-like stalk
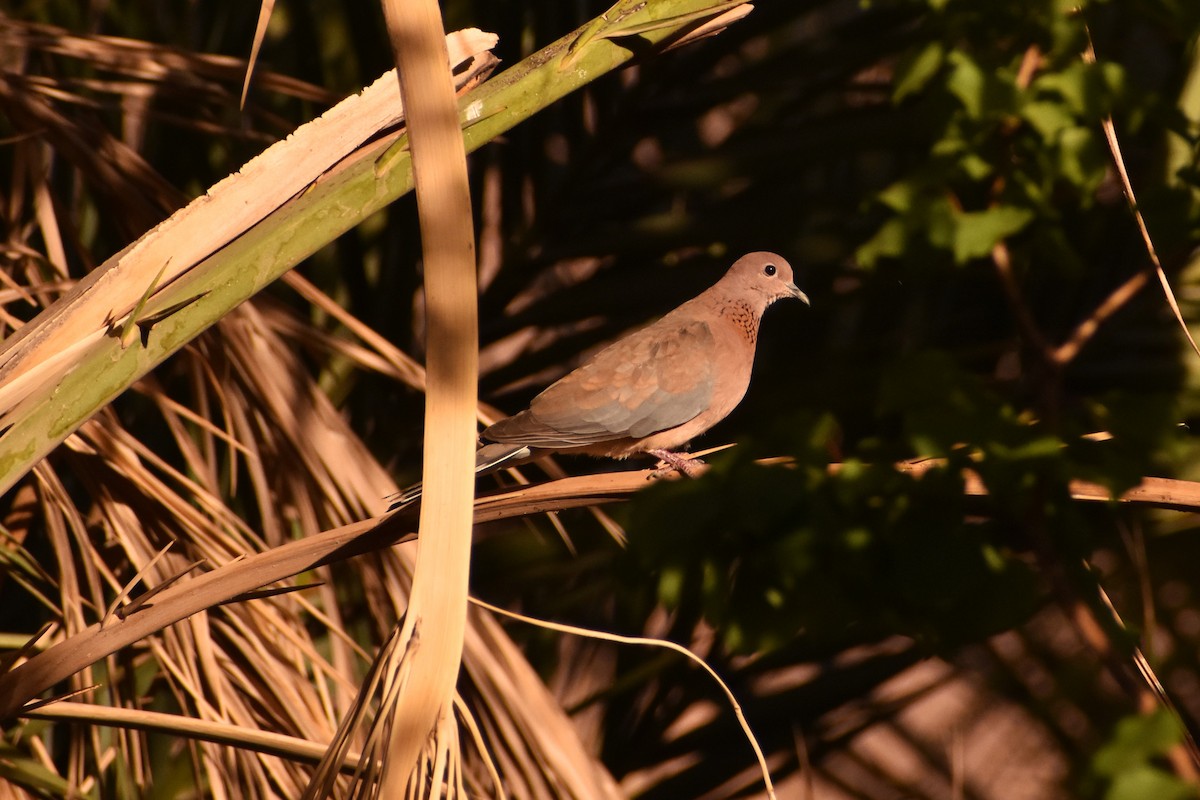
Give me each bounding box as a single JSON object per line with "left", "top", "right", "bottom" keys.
{"left": 374, "top": 0, "right": 478, "bottom": 795}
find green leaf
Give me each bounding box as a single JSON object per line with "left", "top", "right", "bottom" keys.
{"left": 1105, "top": 766, "right": 1198, "bottom": 800}
{"left": 958, "top": 152, "right": 993, "bottom": 181}
{"left": 1093, "top": 710, "right": 1185, "bottom": 776}
{"left": 856, "top": 217, "right": 908, "bottom": 267}
{"left": 1033, "top": 60, "right": 1123, "bottom": 119}
{"left": 877, "top": 178, "right": 923, "bottom": 212}
{"left": 658, "top": 566, "right": 685, "bottom": 607}
{"left": 1021, "top": 99, "right": 1076, "bottom": 140}
{"left": 893, "top": 41, "right": 944, "bottom": 104}
{"left": 951, "top": 205, "right": 1034, "bottom": 263}
{"left": 0, "top": 745, "right": 73, "bottom": 796}
{"left": 1058, "top": 125, "right": 1106, "bottom": 189}
{"left": 946, "top": 51, "right": 987, "bottom": 118}
{"left": 1033, "top": 62, "right": 1092, "bottom": 115}
{"left": 987, "top": 435, "right": 1063, "bottom": 462}
{"left": 1100, "top": 61, "right": 1128, "bottom": 100}
{"left": 925, "top": 195, "right": 959, "bottom": 252}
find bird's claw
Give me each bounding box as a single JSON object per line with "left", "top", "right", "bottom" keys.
{"left": 648, "top": 449, "right": 706, "bottom": 479}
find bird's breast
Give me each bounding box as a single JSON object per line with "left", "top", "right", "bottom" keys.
{"left": 715, "top": 298, "right": 760, "bottom": 345}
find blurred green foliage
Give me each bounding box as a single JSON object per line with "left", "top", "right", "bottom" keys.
{"left": 594, "top": 0, "right": 1200, "bottom": 794}
{"left": 615, "top": 0, "right": 1198, "bottom": 655}
{"left": 1089, "top": 710, "right": 1200, "bottom": 799}
{"left": 628, "top": 420, "right": 1039, "bottom": 654}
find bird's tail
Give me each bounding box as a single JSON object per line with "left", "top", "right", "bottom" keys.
{"left": 386, "top": 442, "right": 533, "bottom": 512}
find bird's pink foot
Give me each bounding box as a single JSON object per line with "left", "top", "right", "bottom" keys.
{"left": 648, "top": 449, "right": 706, "bottom": 479}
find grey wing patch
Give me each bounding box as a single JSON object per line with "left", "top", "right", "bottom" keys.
{"left": 620, "top": 374, "right": 712, "bottom": 438}
{"left": 483, "top": 320, "right": 716, "bottom": 447}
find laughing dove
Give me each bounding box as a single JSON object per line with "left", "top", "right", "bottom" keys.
{"left": 390, "top": 251, "right": 807, "bottom": 509}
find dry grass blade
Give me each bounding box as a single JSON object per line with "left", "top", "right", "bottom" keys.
{"left": 303, "top": 627, "right": 405, "bottom": 798}
{"left": 282, "top": 272, "right": 430, "bottom": 394}
{"left": 461, "top": 608, "right": 623, "bottom": 799}
{"left": 0, "top": 513, "right": 387, "bottom": 717}
{"left": 0, "top": 16, "right": 334, "bottom": 104}
{"left": 663, "top": 3, "right": 755, "bottom": 51}
{"left": 242, "top": 0, "right": 276, "bottom": 109}
{"left": 2, "top": 313, "right": 414, "bottom": 791}
{"left": 100, "top": 541, "right": 173, "bottom": 627}
{"left": 0, "top": 73, "right": 181, "bottom": 236}
{"left": 451, "top": 693, "right": 505, "bottom": 798}
{"left": 1084, "top": 34, "right": 1200, "bottom": 362}
{"left": 15, "top": 685, "right": 99, "bottom": 714}
{"left": 0, "top": 622, "right": 53, "bottom": 672}
{"left": 22, "top": 700, "right": 364, "bottom": 772}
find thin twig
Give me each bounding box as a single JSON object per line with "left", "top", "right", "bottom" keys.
{"left": 1052, "top": 268, "right": 1149, "bottom": 365}
{"left": 992, "top": 240, "right": 1054, "bottom": 360}
{"left": 469, "top": 597, "right": 779, "bottom": 800}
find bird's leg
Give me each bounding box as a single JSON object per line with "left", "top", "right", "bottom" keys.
{"left": 648, "top": 449, "right": 707, "bottom": 479}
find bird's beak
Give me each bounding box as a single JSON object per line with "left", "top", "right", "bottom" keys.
{"left": 786, "top": 282, "right": 811, "bottom": 306}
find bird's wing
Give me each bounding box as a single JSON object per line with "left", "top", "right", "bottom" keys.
{"left": 483, "top": 318, "right": 716, "bottom": 448}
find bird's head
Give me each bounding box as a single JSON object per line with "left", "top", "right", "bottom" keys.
{"left": 722, "top": 251, "right": 810, "bottom": 308}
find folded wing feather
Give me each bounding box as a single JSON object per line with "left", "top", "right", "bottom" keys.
{"left": 482, "top": 319, "right": 716, "bottom": 448}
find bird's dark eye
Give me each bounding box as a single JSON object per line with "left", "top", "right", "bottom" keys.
{"left": 763, "top": 264, "right": 777, "bottom": 277}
